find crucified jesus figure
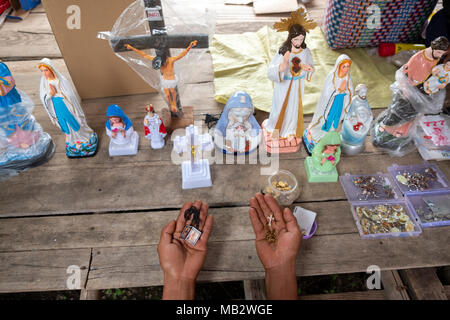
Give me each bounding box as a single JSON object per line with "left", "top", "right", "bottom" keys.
{"left": 125, "top": 40, "right": 198, "bottom": 116}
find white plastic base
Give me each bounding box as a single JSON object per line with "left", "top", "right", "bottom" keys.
{"left": 181, "top": 159, "right": 212, "bottom": 189}
{"left": 109, "top": 131, "right": 139, "bottom": 156}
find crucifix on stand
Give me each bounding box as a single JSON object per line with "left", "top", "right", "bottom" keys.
{"left": 110, "top": 0, "right": 209, "bottom": 120}
{"left": 173, "top": 125, "right": 213, "bottom": 190}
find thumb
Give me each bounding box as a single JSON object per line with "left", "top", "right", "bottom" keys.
{"left": 283, "top": 208, "right": 300, "bottom": 234}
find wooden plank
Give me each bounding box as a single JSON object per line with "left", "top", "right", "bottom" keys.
{"left": 243, "top": 279, "right": 266, "bottom": 300}
{"left": 400, "top": 268, "right": 448, "bottom": 300}
{"left": 2, "top": 151, "right": 444, "bottom": 218}
{"left": 381, "top": 270, "right": 410, "bottom": 300}
{"left": 86, "top": 227, "right": 450, "bottom": 289}
{"left": 80, "top": 289, "right": 100, "bottom": 300}
{"left": 445, "top": 285, "right": 450, "bottom": 300}
{"left": 0, "top": 249, "right": 90, "bottom": 293}
{"left": 299, "top": 290, "right": 386, "bottom": 300}
{"left": 0, "top": 201, "right": 358, "bottom": 252}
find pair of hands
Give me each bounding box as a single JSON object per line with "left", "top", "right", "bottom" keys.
{"left": 158, "top": 194, "right": 302, "bottom": 283}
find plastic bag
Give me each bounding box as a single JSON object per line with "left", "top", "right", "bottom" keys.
{"left": 98, "top": 0, "right": 215, "bottom": 116}
{"left": 0, "top": 62, "right": 54, "bottom": 179}
{"left": 371, "top": 69, "right": 446, "bottom": 157}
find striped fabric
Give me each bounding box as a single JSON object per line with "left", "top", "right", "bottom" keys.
{"left": 322, "top": 0, "right": 438, "bottom": 49}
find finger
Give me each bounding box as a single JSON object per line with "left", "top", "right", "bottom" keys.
{"left": 159, "top": 220, "right": 176, "bottom": 245}
{"left": 175, "top": 201, "right": 193, "bottom": 233}
{"left": 255, "top": 192, "right": 272, "bottom": 219}
{"left": 283, "top": 208, "right": 301, "bottom": 234}
{"left": 198, "top": 202, "right": 209, "bottom": 231}
{"left": 264, "top": 194, "right": 286, "bottom": 230}
{"left": 248, "top": 208, "right": 266, "bottom": 241}
{"left": 249, "top": 196, "right": 266, "bottom": 226}
{"left": 196, "top": 215, "right": 213, "bottom": 247}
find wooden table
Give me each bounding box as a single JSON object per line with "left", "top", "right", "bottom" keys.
{"left": 0, "top": 1, "right": 449, "bottom": 299}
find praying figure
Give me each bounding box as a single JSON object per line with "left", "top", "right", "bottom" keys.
{"left": 303, "top": 54, "right": 353, "bottom": 154}
{"left": 262, "top": 8, "right": 316, "bottom": 153}
{"left": 144, "top": 104, "right": 167, "bottom": 149}
{"left": 125, "top": 40, "right": 198, "bottom": 117}
{"left": 38, "top": 58, "right": 98, "bottom": 158}
{"left": 105, "top": 104, "right": 139, "bottom": 156}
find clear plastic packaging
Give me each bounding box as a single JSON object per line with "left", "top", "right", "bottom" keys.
{"left": 387, "top": 162, "right": 449, "bottom": 195}
{"left": 263, "top": 170, "right": 300, "bottom": 206}
{"left": 98, "top": 0, "right": 215, "bottom": 115}
{"left": 405, "top": 190, "right": 450, "bottom": 228}
{"left": 371, "top": 69, "right": 446, "bottom": 157}
{"left": 0, "top": 78, "right": 54, "bottom": 180}
{"left": 339, "top": 173, "right": 402, "bottom": 203}
{"left": 351, "top": 201, "right": 422, "bottom": 239}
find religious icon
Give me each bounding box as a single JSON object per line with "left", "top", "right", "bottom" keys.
{"left": 143, "top": 104, "right": 167, "bottom": 149}
{"left": 173, "top": 124, "right": 213, "bottom": 189}
{"left": 262, "top": 8, "right": 316, "bottom": 154}
{"left": 214, "top": 91, "right": 260, "bottom": 154}
{"left": 305, "top": 131, "right": 341, "bottom": 183}
{"left": 372, "top": 37, "right": 450, "bottom": 156}
{"left": 303, "top": 54, "right": 353, "bottom": 155}
{"left": 340, "top": 84, "right": 373, "bottom": 155}
{"left": 105, "top": 104, "right": 139, "bottom": 156}
{"left": 38, "top": 58, "right": 98, "bottom": 158}
{"left": 125, "top": 40, "right": 198, "bottom": 117}
{"left": 0, "top": 60, "right": 54, "bottom": 176}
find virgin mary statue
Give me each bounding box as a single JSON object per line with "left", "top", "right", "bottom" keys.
{"left": 38, "top": 58, "right": 98, "bottom": 158}
{"left": 303, "top": 54, "right": 353, "bottom": 154}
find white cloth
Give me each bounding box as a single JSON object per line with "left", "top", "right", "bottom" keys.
{"left": 106, "top": 125, "right": 134, "bottom": 145}
{"left": 39, "top": 58, "right": 94, "bottom": 145}
{"left": 305, "top": 54, "right": 353, "bottom": 144}
{"left": 265, "top": 48, "right": 314, "bottom": 138}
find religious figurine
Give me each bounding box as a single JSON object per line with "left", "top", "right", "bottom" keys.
{"left": 340, "top": 84, "right": 373, "bottom": 155}
{"left": 262, "top": 8, "right": 316, "bottom": 153}
{"left": 0, "top": 60, "right": 54, "bottom": 176}
{"left": 304, "top": 131, "right": 341, "bottom": 183}
{"left": 125, "top": 40, "right": 198, "bottom": 117}
{"left": 173, "top": 124, "right": 213, "bottom": 189}
{"left": 424, "top": 56, "right": 450, "bottom": 94}
{"left": 214, "top": 91, "right": 261, "bottom": 154}
{"left": 144, "top": 104, "right": 167, "bottom": 149}
{"left": 105, "top": 104, "right": 139, "bottom": 156}
{"left": 372, "top": 37, "right": 449, "bottom": 156}
{"left": 38, "top": 58, "right": 98, "bottom": 158}
{"left": 303, "top": 54, "right": 353, "bottom": 154}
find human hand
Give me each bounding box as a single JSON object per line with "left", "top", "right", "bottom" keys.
{"left": 302, "top": 64, "right": 313, "bottom": 72}
{"left": 158, "top": 200, "right": 213, "bottom": 282}
{"left": 338, "top": 80, "right": 347, "bottom": 92}
{"left": 248, "top": 193, "right": 301, "bottom": 272}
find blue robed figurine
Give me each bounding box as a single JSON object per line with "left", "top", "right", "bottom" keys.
{"left": 214, "top": 91, "right": 261, "bottom": 155}
{"left": 0, "top": 60, "right": 54, "bottom": 177}
{"left": 38, "top": 58, "right": 98, "bottom": 158}
{"left": 105, "top": 104, "right": 139, "bottom": 156}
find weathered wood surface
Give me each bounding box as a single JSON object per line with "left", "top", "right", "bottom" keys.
{"left": 244, "top": 279, "right": 266, "bottom": 300}
{"left": 381, "top": 270, "right": 410, "bottom": 300}
{"left": 299, "top": 290, "right": 386, "bottom": 300}
{"left": 0, "top": 249, "right": 91, "bottom": 293}
{"left": 400, "top": 268, "right": 448, "bottom": 300}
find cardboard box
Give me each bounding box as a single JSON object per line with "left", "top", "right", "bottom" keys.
{"left": 42, "top": 0, "right": 156, "bottom": 99}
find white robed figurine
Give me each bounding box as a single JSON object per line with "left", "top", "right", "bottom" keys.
{"left": 38, "top": 58, "right": 98, "bottom": 158}
{"left": 144, "top": 105, "right": 167, "bottom": 149}
{"left": 303, "top": 54, "right": 353, "bottom": 154}
{"left": 265, "top": 46, "right": 314, "bottom": 138}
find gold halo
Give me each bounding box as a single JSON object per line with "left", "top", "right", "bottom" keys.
{"left": 273, "top": 8, "right": 317, "bottom": 33}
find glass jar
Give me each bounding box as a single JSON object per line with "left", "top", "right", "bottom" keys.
{"left": 264, "top": 170, "right": 300, "bottom": 206}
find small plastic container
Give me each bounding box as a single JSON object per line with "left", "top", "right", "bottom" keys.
{"left": 405, "top": 190, "right": 450, "bottom": 228}
{"left": 293, "top": 206, "right": 317, "bottom": 239}
{"left": 339, "top": 173, "right": 402, "bottom": 203}
{"left": 387, "top": 163, "right": 449, "bottom": 195}
{"left": 264, "top": 170, "right": 300, "bottom": 206}
{"left": 350, "top": 201, "right": 422, "bottom": 239}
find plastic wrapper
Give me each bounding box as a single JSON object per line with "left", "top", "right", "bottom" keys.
{"left": 98, "top": 0, "right": 215, "bottom": 115}
{"left": 0, "top": 75, "right": 54, "bottom": 179}
{"left": 371, "top": 69, "right": 446, "bottom": 157}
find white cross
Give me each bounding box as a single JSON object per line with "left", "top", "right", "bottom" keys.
{"left": 267, "top": 214, "right": 275, "bottom": 227}
{"left": 173, "top": 125, "right": 213, "bottom": 170}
